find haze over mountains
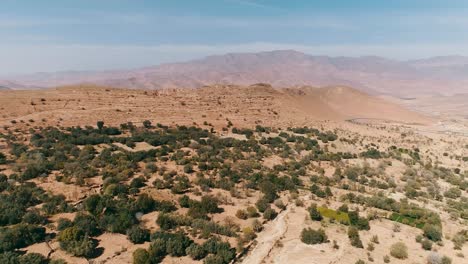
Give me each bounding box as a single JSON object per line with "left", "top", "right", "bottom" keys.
{"left": 3, "top": 50, "right": 468, "bottom": 97}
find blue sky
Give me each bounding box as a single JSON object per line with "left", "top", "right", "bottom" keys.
{"left": 2, "top": 0, "right": 468, "bottom": 74}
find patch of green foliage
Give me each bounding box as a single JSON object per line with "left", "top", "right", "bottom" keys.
{"left": 317, "top": 207, "right": 350, "bottom": 224}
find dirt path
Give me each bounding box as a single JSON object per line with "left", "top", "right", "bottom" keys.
{"left": 240, "top": 206, "right": 292, "bottom": 264}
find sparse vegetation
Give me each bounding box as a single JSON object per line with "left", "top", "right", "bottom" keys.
{"left": 0, "top": 88, "right": 465, "bottom": 264}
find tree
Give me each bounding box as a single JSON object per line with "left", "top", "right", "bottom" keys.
{"left": 301, "top": 228, "right": 327, "bottom": 244}
{"left": 97, "top": 121, "right": 104, "bottom": 130}
{"left": 143, "top": 120, "right": 152, "bottom": 129}
{"left": 390, "top": 242, "right": 408, "bottom": 259}
{"left": 308, "top": 205, "right": 322, "bottom": 221}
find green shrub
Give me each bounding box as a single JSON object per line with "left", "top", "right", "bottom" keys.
{"left": 50, "top": 259, "right": 67, "bottom": 264}
{"left": 0, "top": 153, "right": 6, "bottom": 164}
{"left": 423, "top": 224, "right": 442, "bottom": 242}
{"left": 186, "top": 244, "right": 207, "bottom": 260}
{"left": 0, "top": 224, "right": 46, "bottom": 253}
{"left": 263, "top": 208, "right": 277, "bottom": 220}
{"left": 19, "top": 253, "right": 48, "bottom": 264}
{"left": 300, "top": 228, "right": 327, "bottom": 244}
{"left": 308, "top": 205, "right": 323, "bottom": 221}
{"left": 126, "top": 226, "right": 150, "bottom": 244}
{"left": 57, "top": 226, "right": 98, "bottom": 258}
{"left": 246, "top": 206, "right": 259, "bottom": 218}
{"left": 132, "top": 248, "right": 149, "bottom": 264}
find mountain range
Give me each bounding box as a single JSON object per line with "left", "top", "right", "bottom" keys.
{"left": 3, "top": 50, "right": 468, "bottom": 96}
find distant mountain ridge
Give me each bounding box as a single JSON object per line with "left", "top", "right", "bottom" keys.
{"left": 3, "top": 50, "right": 468, "bottom": 96}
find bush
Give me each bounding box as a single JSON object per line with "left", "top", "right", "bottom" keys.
{"left": 183, "top": 164, "right": 194, "bottom": 174}
{"left": 444, "top": 187, "right": 462, "bottom": 199}
{"left": 348, "top": 227, "right": 363, "bottom": 248}
{"left": 73, "top": 213, "right": 101, "bottom": 236}
{"left": 308, "top": 205, "right": 323, "bottom": 221}
{"left": 186, "top": 244, "right": 207, "bottom": 260}
{"left": 126, "top": 226, "right": 150, "bottom": 244}
{"left": 423, "top": 224, "right": 442, "bottom": 242}
{"left": 246, "top": 206, "right": 259, "bottom": 218}
{"left": 452, "top": 231, "right": 467, "bottom": 250}
{"left": 133, "top": 248, "right": 149, "bottom": 264}
{"left": 22, "top": 210, "right": 47, "bottom": 225}
{"left": 235, "top": 209, "right": 247, "bottom": 220}
{"left": 0, "top": 153, "right": 6, "bottom": 164}
{"left": 427, "top": 253, "right": 452, "bottom": 264}
{"left": 390, "top": 242, "right": 408, "bottom": 259}
{"left": 50, "top": 259, "right": 67, "bottom": 264}
{"left": 300, "top": 228, "right": 327, "bottom": 244}
{"left": 57, "top": 226, "right": 98, "bottom": 258}
{"left": 441, "top": 256, "right": 452, "bottom": 264}
{"left": 274, "top": 199, "right": 286, "bottom": 210}
{"left": 0, "top": 224, "right": 46, "bottom": 253}
{"left": 263, "top": 208, "right": 277, "bottom": 220}
{"left": 19, "top": 253, "right": 48, "bottom": 264}
{"left": 147, "top": 239, "right": 167, "bottom": 263}
{"left": 150, "top": 231, "right": 194, "bottom": 258}
{"left": 421, "top": 238, "right": 433, "bottom": 250}
{"left": 156, "top": 213, "right": 179, "bottom": 230}
{"left": 188, "top": 196, "right": 223, "bottom": 219}
{"left": 255, "top": 198, "right": 269, "bottom": 213}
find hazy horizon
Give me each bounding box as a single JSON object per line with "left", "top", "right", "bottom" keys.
{"left": 1, "top": 49, "right": 468, "bottom": 77}
{"left": 3, "top": 0, "right": 468, "bottom": 74}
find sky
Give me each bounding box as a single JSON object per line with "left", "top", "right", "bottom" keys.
{"left": 2, "top": 0, "right": 468, "bottom": 74}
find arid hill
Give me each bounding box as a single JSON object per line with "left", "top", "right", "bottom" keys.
{"left": 3, "top": 50, "right": 468, "bottom": 96}
{"left": 0, "top": 84, "right": 430, "bottom": 130}
{"left": 0, "top": 84, "right": 466, "bottom": 264}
